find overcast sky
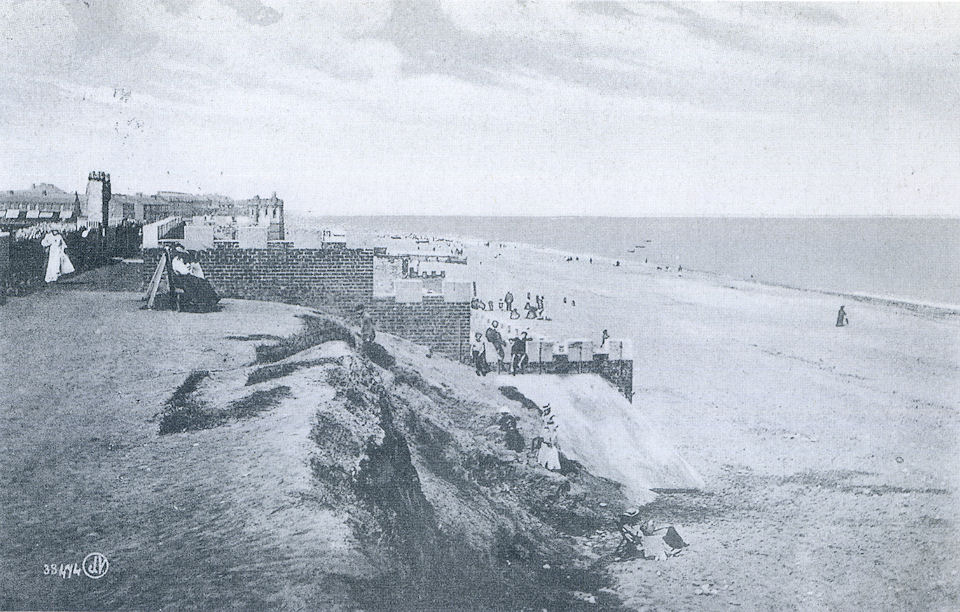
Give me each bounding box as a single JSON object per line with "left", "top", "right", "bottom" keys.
{"left": 1, "top": 1, "right": 958, "bottom": 215}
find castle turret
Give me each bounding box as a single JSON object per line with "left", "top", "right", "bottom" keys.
{"left": 83, "top": 171, "right": 111, "bottom": 226}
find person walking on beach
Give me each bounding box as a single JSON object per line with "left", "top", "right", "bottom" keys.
{"left": 509, "top": 331, "right": 532, "bottom": 375}
{"left": 504, "top": 291, "right": 514, "bottom": 312}
{"left": 485, "top": 320, "right": 506, "bottom": 372}
{"left": 471, "top": 333, "right": 489, "bottom": 376}
{"left": 836, "top": 305, "right": 849, "bottom": 327}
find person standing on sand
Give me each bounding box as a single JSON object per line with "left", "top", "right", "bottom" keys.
{"left": 601, "top": 329, "right": 610, "bottom": 348}
{"left": 836, "top": 305, "right": 849, "bottom": 327}
{"left": 504, "top": 291, "right": 514, "bottom": 312}
{"left": 485, "top": 320, "right": 506, "bottom": 372}
{"left": 360, "top": 307, "right": 376, "bottom": 344}
{"left": 509, "top": 331, "right": 532, "bottom": 375}
{"left": 471, "top": 333, "right": 488, "bottom": 377}
{"left": 537, "top": 405, "right": 561, "bottom": 471}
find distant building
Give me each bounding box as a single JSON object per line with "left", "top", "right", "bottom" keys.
{"left": 0, "top": 183, "right": 82, "bottom": 227}
{"left": 1, "top": 171, "right": 285, "bottom": 240}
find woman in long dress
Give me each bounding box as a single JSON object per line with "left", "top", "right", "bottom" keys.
{"left": 170, "top": 244, "right": 220, "bottom": 312}
{"left": 41, "top": 231, "right": 75, "bottom": 283}
{"left": 537, "top": 406, "right": 561, "bottom": 471}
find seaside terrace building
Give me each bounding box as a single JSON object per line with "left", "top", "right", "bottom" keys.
{"left": 1, "top": 171, "right": 285, "bottom": 241}
{"left": 0, "top": 183, "right": 82, "bottom": 228}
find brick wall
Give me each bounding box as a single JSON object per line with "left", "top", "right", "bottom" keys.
{"left": 372, "top": 295, "right": 471, "bottom": 360}
{"left": 143, "top": 241, "right": 374, "bottom": 313}
{"left": 143, "top": 241, "right": 472, "bottom": 359}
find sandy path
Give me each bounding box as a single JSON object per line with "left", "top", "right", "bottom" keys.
{"left": 459, "top": 242, "right": 960, "bottom": 609}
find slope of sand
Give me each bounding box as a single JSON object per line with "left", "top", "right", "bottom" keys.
{"left": 0, "top": 289, "right": 372, "bottom": 609}
{"left": 0, "top": 274, "right": 693, "bottom": 609}
{"left": 496, "top": 373, "right": 703, "bottom": 503}
{"left": 457, "top": 240, "right": 960, "bottom": 609}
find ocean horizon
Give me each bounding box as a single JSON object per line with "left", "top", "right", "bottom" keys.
{"left": 293, "top": 215, "right": 960, "bottom": 308}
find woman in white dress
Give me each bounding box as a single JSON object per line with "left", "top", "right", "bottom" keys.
{"left": 537, "top": 405, "right": 561, "bottom": 471}
{"left": 41, "top": 231, "right": 75, "bottom": 283}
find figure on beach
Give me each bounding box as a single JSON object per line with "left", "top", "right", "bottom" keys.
{"left": 601, "top": 329, "right": 610, "bottom": 348}
{"left": 509, "top": 331, "right": 532, "bottom": 375}
{"left": 536, "top": 405, "right": 561, "bottom": 472}
{"left": 471, "top": 332, "right": 489, "bottom": 377}
{"left": 41, "top": 231, "right": 75, "bottom": 283}
{"left": 836, "top": 305, "right": 849, "bottom": 327}
{"left": 485, "top": 320, "right": 507, "bottom": 371}
{"left": 170, "top": 244, "right": 220, "bottom": 312}
{"left": 504, "top": 291, "right": 514, "bottom": 312}
{"left": 360, "top": 307, "right": 376, "bottom": 345}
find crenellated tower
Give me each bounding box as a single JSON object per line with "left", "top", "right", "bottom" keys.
{"left": 83, "top": 171, "right": 111, "bottom": 226}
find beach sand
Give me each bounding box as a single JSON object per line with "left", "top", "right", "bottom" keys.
{"left": 457, "top": 240, "right": 960, "bottom": 609}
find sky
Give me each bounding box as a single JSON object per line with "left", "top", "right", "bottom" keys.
{"left": 1, "top": 0, "right": 958, "bottom": 216}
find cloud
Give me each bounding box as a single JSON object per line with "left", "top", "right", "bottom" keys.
{"left": 0, "top": 1, "right": 957, "bottom": 215}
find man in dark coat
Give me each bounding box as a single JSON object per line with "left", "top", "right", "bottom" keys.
{"left": 485, "top": 320, "right": 506, "bottom": 372}
{"left": 509, "top": 331, "right": 532, "bottom": 375}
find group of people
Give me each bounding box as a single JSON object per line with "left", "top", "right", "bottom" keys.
{"left": 473, "top": 291, "right": 549, "bottom": 321}
{"left": 471, "top": 320, "right": 533, "bottom": 376}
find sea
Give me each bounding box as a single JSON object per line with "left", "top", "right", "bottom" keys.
{"left": 299, "top": 216, "right": 960, "bottom": 308}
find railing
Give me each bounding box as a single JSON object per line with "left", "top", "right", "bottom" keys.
{"left": 142, "top": 216, "right": 182, "bottom": 249}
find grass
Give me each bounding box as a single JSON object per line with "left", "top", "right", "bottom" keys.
{"left": 246, "top": 358, "right": 343, "bottom": 386}
{"left": 498, "top": 385, "right": 544, "bottom": 414}
{"left": 254, "top": 315, "right": 355, "bottom": 364}
{"left": 159, "top": 369, "right": 292, "bottom": 434}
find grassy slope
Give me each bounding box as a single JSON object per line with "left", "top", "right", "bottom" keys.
{"left": 0, "top": 280, "right": 662, "bottom": 609}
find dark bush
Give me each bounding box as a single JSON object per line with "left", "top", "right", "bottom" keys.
{"left": 254, "top": 315, "right": 355, "bottom": 364}
{"left": 159, "top": 368, "right": 291, "bottom": 434}
{"left": 361, "top": 341, "right": 395, "bottom": 368}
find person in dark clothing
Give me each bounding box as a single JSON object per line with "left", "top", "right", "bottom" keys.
{"left": 485, "top": 321, "right": 506, "bottom": 371}
{"left": 170, "top": 244, "right": 220, "bottom": 312}
{"left": 601, "top": 329, "right": 610, "bottom": 348}
{"left": 836, "top": 305, "right": 849, "bottom": 327}
{"left": 509, "top": 331, "right": 532, "bottom": 375}
{"left": 504, "top": 291, "right": 514, "bottom": 312}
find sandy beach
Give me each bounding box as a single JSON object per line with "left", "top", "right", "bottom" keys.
{"left": 457, "top": 238, "right": 960, "bottom": 609}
